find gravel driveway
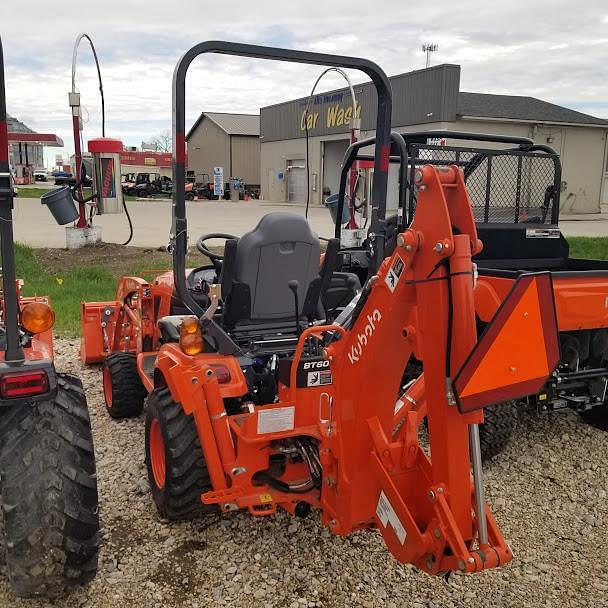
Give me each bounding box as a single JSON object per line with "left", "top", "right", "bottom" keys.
{"left": 0, "top": 339, "right": 606, "bottom": 607}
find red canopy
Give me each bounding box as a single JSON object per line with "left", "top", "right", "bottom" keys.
{"left": 8, "top": 132, "right": 64, "bottom": 147}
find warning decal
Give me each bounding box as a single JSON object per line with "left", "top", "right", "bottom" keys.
{"left": 257, "top": 406, "right": 295, "bottom": 434}
{"left": 385, "top": 255, "right": 405, "bottom": 292}
{"left": 376, "top": 491, "right": 407, "bottom": 545}
{"left": 307, "top": 370, "right": 333, "bottom": 387}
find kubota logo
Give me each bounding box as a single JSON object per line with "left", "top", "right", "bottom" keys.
{"left": 348, "top": 309, "right": 382, "bottom": 364}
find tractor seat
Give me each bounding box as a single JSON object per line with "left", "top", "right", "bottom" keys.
{"left": 221, "top": 212, "right": 328, "bottom": 330}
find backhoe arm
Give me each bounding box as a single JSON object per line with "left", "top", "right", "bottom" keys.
{"left": 315, "top": 164, "right": 559, "bottom": 574}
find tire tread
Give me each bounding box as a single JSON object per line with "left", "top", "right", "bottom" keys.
{"left": 104, "top": 352, "right": 147, "bottom": 419}
{"left": 145, "top": 388, "right": 216, "bottom": 520}
{"left": 0, "top": 374, "right": 99, "bottom": 598}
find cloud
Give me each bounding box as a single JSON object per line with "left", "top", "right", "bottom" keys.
{"left": 1, "top": 0, "right": 607, "bottom": 165}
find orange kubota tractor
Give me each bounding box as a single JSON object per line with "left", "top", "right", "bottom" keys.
{"left": 81, "top": 42, "right": 561, "bottom": 575}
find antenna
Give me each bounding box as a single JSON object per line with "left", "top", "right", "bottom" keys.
{"left": 422, "top": 43, "right": 438, "bottom": 68}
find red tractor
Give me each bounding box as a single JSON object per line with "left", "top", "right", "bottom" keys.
{"left": 81, "top": 42, "right": 560, "bottom": 575}
{"left": 0, "top": 36, "right": 99, "bottom": 597}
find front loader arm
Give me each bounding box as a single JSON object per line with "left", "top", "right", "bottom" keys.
{"left": 313, "top": 164, "right": 559, "bottom": 574}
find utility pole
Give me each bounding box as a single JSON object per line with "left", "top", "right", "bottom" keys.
{"left": 422, "top": 43, "right": 438, "bottom": 68}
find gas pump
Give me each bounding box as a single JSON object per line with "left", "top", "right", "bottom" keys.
{"left": 49, "top": 33, "right": 133, "bottom": 249}
{"left": 88, "top": 138, "right": 124, "bottom": 214}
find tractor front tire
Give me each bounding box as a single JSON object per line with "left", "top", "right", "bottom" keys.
{"left": 479, "top": 401, "right": 518, "bottom": 461}
{"left": 145, "top": 387, "right": 217, "bottom": 520}
{"left": 103, "top": 352, "right": 147, "bottom": 419}
{"left": 0, "top": 374, "right": 99, "bottom": 598}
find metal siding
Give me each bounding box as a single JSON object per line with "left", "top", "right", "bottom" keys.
{"left": 231, "top": 135, "right": 260, "bottom": 184}
{"left": 260, "top": 65, "right": 461, "bottom": 141}
{"left": 187, "top": 118, "right": 230, "bottom": 179}
{"left": 446, "top": 119, "right": 606, "bottom": 214}
{"left": 206, "top": 113, "right": 259, "bottom": 136}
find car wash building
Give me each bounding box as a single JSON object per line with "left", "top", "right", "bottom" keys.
{"left": 260, "top": 64, "right": 608, "bottom": 214}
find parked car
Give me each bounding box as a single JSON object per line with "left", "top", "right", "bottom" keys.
{"left": 53, "top": 171, "right": 73, "bottom": 186}
{"left": 34, "top": 170, "right": 47, "bottom": 182}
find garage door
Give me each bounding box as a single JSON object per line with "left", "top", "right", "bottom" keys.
{"left": 322, "top": 140, "right": 350, "bottom": 199}
{"left": 287, "top": 161, "right": 306, "bottom": 203}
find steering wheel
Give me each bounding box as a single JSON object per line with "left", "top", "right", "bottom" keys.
{"left": 196, "top": 233, "right": 237, "bottom": 262}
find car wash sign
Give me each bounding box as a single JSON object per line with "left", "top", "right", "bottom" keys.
{"left": 213, "top": 166, "right": 224, "bottom": 197}
{"left": 299, "top": 92, "right": 361, "bottom": 133}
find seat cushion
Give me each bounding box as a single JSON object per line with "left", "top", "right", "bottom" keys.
{"left": 158, "top": 315, "right": 189, "bottom": 343}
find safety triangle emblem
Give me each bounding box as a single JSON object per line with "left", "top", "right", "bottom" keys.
{"left": 453, "top": 272, "right": 560, "bottom": 413}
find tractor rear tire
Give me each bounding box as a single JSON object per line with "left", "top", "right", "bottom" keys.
{"left": 479, "top": 401, "right": 518, "bottom": 461}
{"left": 145, "top": 387, "right": 217, "bottom": 520}
{"left": 103, "top": 352, "right": 147, "bottom": 419}
{"left": 0, "top": 374, "right": 99, "bottom": 598}
{"left": 580, "top": 405, "right": 608, "bottom": 431}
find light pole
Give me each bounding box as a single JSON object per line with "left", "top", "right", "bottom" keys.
{"left": 422, "top": 43, "right": 438, "bottom": 68}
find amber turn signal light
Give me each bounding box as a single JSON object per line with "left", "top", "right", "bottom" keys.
{"left": 20, "top": 302, "right": 55, "bottom": 334}
{"left": 179, "top": 317, "right": 204, "bottom": 356}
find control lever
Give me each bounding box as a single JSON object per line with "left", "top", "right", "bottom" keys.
{"left": 288, "top": 280, "right": 301, "bottom": 338}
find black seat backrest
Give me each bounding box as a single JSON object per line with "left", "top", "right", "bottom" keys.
{"left": 222, "top": 212, "right": 321, "bottom": 326}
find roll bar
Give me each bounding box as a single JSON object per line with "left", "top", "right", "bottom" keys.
{"left": 333, "top": 132, "right": 409, "bottom": 240}
{"left": 172, "top": 41, "right": 393, "bottom": 319}
{"left": 0, "top": 36, "right": 25, "bottom": 362}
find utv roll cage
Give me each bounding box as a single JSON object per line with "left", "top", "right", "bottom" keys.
{"left": 332, "top": 130, "right": 562, "bottom": 238}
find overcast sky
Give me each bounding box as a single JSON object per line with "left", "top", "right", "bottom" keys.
{"left": 1, "top": 1, "right": 607, "bottom": 165}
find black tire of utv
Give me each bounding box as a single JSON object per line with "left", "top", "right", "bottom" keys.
{"left": 145, "top": 387, "right": 217, "bottom": 520}
{"left": 580, "top": 407, "right": 608, "bottom": 431}
{"left": 478, "top": 401, "right": 518, "bottom": 461}
{"left": 103, "top": 352, "right": 147, "bottom": 419}
{"left": 185, "top": 192, "right": 195, "bottom": 201}
{"left": 0, "top": 374, "right": 99, "bottom": 598}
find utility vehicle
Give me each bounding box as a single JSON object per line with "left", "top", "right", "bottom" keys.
{"left": 332, "top": 130, "right": 608, "bottom": 456}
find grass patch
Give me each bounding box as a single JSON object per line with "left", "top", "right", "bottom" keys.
{"left": 15, "top": 243, "right": 205, "bottom": 336}
{"left": 16, "top": 186, "right": 96, "bottom": 200}
{"left": 15, "top": 243, "right": 117, "bottom": 335}
{"left": 12, "top": 236, "right": 608, "bottom": 338}
{"left": 15, "top": 187, "right": 53, "bottom": 199}
{"left": 567, "top": 237, "right": 608, "bottom": 260}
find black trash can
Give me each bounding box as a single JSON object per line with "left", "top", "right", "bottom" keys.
{"left": 41, "top": 187, "right": 79, "bottom": 225}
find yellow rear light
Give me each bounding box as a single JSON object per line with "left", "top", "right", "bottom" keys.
{"left": 20, "top": 302, "right": 55, "bottom": 334}
{"left": 179, "top": 317, "right": 204, "bottom": 355}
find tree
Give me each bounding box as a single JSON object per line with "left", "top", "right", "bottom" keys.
{"left": 149, "top": 131, "right": 172, "bottom": 153}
